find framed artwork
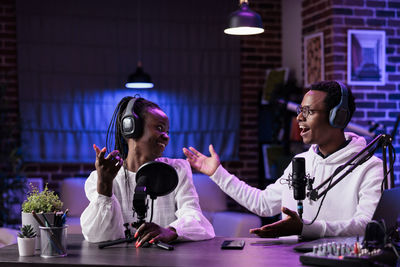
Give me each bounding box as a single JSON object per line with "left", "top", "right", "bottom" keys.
{"left": 347, "top": 29, "right": 386, "bottom": 85}
{"left": 261, "top": 67, "right": 289, "bottom": 104}
{"left": 261, "top": 144, "right": 289, "bottom": 180}
{"left": 304, "top": 32, "right": 324, "bottom": 87}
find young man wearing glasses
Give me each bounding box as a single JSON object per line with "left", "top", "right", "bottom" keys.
{"left": 183, "top": 81, "right": 383, "bottom": 239}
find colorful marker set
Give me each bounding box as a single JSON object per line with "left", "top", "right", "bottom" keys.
{"left": 31, "top": 209, "right": 69, "bottom": 228}
{"left": 53, "top": 209, "right": 69, "bottom": 227}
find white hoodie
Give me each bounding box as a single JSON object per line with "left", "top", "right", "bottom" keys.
{"left": 210, "top": 132, "right": 383, "bottom": 239}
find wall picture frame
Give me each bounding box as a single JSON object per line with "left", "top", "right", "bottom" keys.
{"left": 261, "top": 67, "right": 289, "bottom": 105}
{"left": 347, "top": 29, "right": 386, "bottom": 85}
{"left": 261, "top": 144, "right": 290, "bottom": 180}
{"left": 304, "top": 32, "right": 324, "bottom": 87}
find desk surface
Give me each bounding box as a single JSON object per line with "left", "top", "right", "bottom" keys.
{"left": 0, "top": 235, "right": 304, "bottom": 267}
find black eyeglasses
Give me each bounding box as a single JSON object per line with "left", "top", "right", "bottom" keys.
{"left": 296, "top": 105, "right": 323, "bottom": 118}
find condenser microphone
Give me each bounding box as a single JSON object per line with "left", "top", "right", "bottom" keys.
{"left": 132, "top": 161, "right": 178, "bottom": 227}
{"left": 291, "top": 157, "right": 306, "bottom": 219}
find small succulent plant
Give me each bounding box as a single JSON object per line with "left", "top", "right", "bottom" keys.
{"left": 18, "top": 224, "right": 37, "bottom": 238}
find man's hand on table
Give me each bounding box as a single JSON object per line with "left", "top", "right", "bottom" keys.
{"left": 249, "top": 207, "right": 303, "bottom": 238}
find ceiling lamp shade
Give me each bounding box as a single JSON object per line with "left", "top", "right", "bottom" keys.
{"left": 125, "top": 61, "right": 154, "bottom": 89}
{"left": 224, "top": 0, "right": 264, "bottom": 36}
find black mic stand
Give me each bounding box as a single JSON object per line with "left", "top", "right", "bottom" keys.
{"left": 98, "top": 161, "right": 178, "bottom": 250}
{"left": 98, "top": 185, "right": 147, "bottom": 249}
{"left": 131, "top": 186, "right": 174, "bottom": 251}
{"left": 308, "top": 133, "right": 395, "bottom": 201}
{"left": 99, "top": 185, "right": 174, "bottom": 250}
{"left": 296, "top": 177, "right": 315, "bottom": 220}
{"left": 98, "top": 222, "right": 136, "bottom": 249}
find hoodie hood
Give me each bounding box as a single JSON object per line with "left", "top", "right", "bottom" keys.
{"left": 308, "top": 132, "right": 367, "bottom": 165}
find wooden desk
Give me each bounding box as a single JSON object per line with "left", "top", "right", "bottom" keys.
{"left": 0, "top": 235, "right": 304, "bottom": 267}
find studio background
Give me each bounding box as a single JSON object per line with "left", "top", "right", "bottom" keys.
{"left": 1, "top": 0, "right": 399, "bottom": 226}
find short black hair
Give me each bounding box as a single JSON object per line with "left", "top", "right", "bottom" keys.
{"left": 106, "top": 96, "right": 161, "bottom": 159}
{"left": 309, "top": 81, "right": 356, "bottom": 127}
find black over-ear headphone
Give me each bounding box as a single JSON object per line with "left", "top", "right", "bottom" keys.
{"left": 329, "top": 81, "right": 350, "bottom": 129}
{"left": 121, "top": 97, "right": 143, "bottom": 139}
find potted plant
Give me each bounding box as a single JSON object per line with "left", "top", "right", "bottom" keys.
{"left": 21, "top": 184, "right": 63, "bottom": 249}
{"left": 17, "top": 224, "right": 36, "bottom": 256}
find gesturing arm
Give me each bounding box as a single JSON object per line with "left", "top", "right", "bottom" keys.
{"left": 80, "top": 145, "right": 125, "bottom": 243}
{"left": 167, "top": 159, "right": 215, "bottom": 241}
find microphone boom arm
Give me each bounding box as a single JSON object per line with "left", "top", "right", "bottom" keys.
{"left": 308, "top": 134, "right": 394, "bottom": 201}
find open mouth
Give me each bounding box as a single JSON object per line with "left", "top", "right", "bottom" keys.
{"left": 299, "top": 125, "right": 310, "bottom": 136}
{"left": 157, "top": 142, "right": 166, "bottom": 149}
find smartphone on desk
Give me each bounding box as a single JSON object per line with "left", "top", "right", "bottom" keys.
{"left": 221, "top": 240, "right": 245, "bottom": 250}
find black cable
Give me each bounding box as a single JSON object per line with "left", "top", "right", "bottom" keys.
{"left": 149, "top": 199, "right": 154, "bottom": 223}
{"left": 380, "top": 142, "right": 396, "bottom": 192}
{"left": 303, "top": 173, "right": 334, "bottom": 226}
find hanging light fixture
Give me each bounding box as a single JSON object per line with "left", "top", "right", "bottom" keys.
{"left": 125, "top": 61, "right": 154, "bottom": 89}
{"left": 224, "top": 0, "right": 264, "bottom": 36}
{"left": 125, "top": 0, "right": 154, "bottom": 89}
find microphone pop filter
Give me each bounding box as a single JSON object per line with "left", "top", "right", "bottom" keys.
{"left": 136, "top": 161, "right": 178, "bottom": 199}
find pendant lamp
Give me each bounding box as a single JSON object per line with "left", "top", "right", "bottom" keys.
{"left": 125, "top": 0, "right": 154, "bottom": 89}
{"left": 125, "top": 61, "right": 154, "bottom": 89}
{"left": 224, "top": 0, "right": 264, "bottom": 36}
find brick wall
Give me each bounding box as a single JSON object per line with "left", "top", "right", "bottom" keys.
{"left": 22, "top": 163, "right": 93, "bottom": 190}
{"left": 0, "top": 0, "right": 19, "bottom": 174}
{"left": 223, "top": 0, "right": 282, "bottom": 189}
{"left": 222, "top": 0, "right": 282, "bottom": 210}
{"left": 302, "top": 0, "right": 400, "bottom": 184}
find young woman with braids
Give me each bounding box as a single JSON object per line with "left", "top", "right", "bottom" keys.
{"left": 80, "top": 96, "right": 214, "bottom": 246}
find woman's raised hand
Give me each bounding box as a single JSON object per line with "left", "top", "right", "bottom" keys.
{"left": 93, "top": 144, "right": 123, "bottom": 196}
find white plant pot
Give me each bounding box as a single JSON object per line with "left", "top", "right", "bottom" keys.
{"left": 17, "top": 237, "right": 36, "bottom": 256}
{"left": 21, "top": 212, "right": 54, "bottom": 250}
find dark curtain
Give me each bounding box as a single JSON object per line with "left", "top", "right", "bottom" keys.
{"left": 17, "top": 0, "right": 240, "bottom": 163}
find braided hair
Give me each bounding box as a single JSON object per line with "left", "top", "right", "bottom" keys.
{"left": 106, "top": 96, "right": 161, "bottom": 159}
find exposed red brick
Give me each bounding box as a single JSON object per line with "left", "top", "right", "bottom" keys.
{"left": 385, "top": 29, "right": 395, "bottom": 36}
{"left": 345, "top": 17, "right": 364, "bottom": 25}
{"left": 366, "top": 1, "right": 386, "bottom": 8}
{"left": 22, "top": 164, "right": 39, "bottom": 173}
{"left": 388, "top": 20, "right": 400, "bottom": 27}
{"left": 332, "top": 17, "right": 344, "bottom": 25}
{"left": 225, "top": 161, "right": 244, "bottom": 169}
{"left": 354, "top": 9, "right": 374, "bottom": 16}
{"left": 377, "top": 84, "right": 396, "bottom": 90}
{"left": 51, "top": 173, "right": 73, "bottom": 181}
{"left": 82, "top": 163, "right": 95, "bottom": 173}
{"left": 61, "top": 164, "right": 83, "bottom": 173}
{"left": 343, "top": 0, "right": 363, "bottom": 6}
{"left": 39, "top": 164, "right": 61, "bottom": 173}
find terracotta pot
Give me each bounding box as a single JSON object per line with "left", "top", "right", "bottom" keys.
{"left": 17, "top": 237, "right": 35, "bottom": 256}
